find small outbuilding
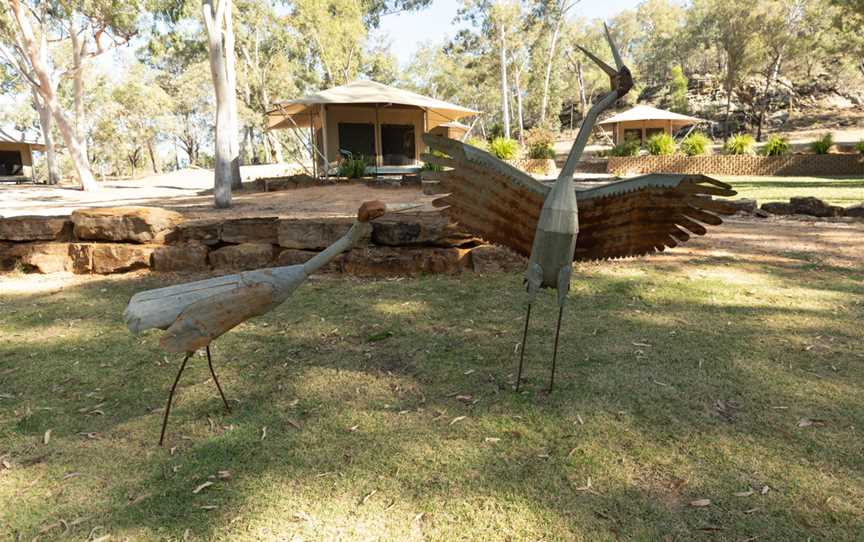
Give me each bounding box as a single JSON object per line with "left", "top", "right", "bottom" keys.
{"left": 598, "top": 105, "right": 705, "bottom": 145}
{"left": 0, "top": 127, "right": 45, "bottom": 183}
{"left": 265, "top": 80, "right": 478, "bottom": 176}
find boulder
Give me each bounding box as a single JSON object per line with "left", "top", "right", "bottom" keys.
{"left": 469, "top": 244, "right": 526, "bottom": 274}
{"left": 278, "top": 218, "right": 357, "bottom": 250}
{"left": 371, "top": 215, "right": 478, "bottom": 248}
{"left": 761, "top": 201, "right": 793, "bottom": 215}
{"left": 7, "top": 243, "right": 72, "bottom": 273}
{"left": 169, "top": 219, "right": 221, "bottom": 246}
{"left": 0, "top": 215, "right": 72, "bottom": 241}
{"left": 789, "top": 196, "right": 843, "bottom": 217}
{"left": 90, "top": 244, "right": 155, "bottom": 274}
{"left": 341, "top": 247, "right": 469, "bottom": 277}
{"left": 152, "top": 242, "right": 211, "bottom": 272}
{"left": 68, "top": 243, "right": 93, "bottom": 274}
{"left": 71, "top": 207, "right": 182, "bottom": 243}
{"left": 725, "top": 198, "right": 758, "bottom": 214}
{"left": 209, "top": 243, "right": 274, "bottom": 271}
{"left": 221, "top": 217, "right": 279, "bottom": 244}
{"left": 844, "top": 203, "right": 864, "bottom": 218}
{"left": 276, "top": 248, "right": 341, "bottom": 272}
{"left": 0, "top": 242, "right": 16, "bottom": 270}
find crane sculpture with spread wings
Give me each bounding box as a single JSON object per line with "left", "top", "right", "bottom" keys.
{"left": 421, "top": 25, "right": 736, "bottom": 392}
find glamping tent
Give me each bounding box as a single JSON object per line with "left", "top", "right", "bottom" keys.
{"left": 0, "top": 127, "right": 45, "bottom": 182}
{"left": 598, "top": 105, "right": 705, "bottom": 144}
{"left": 266, "top": 80, "right": 478, "bottom": 176}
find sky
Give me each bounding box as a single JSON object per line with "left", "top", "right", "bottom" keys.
{"left": 375, "top": 0, "right": 641, "bottom": 67}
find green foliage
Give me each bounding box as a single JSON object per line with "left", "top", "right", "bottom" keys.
{"left": 339, "top": 156, "right": 369, "bottom": 178}
{"left": 724, "top": 133, "right": 756, "bottom": 155}
{"left": 466, "top": 137, "right": 489, "bottom": 151}
{"left": 609, "top": 140, "right": 641, "bottom": 157}
{"left": 646, "top": 132, "right": 676, "bottom": 155}
{"left": 421, "top": 149, "right": 447, "bottom": 172}
{"left": 856, "top": 141, "right": 864, "bottom": 154}
{"left": 761, "top": 135, "right": 791, "bottom": 156}
{"left": 489, "top": 137, "right": 519, "bottom": 160}
{"left": 669, "top": 65, "right": 689, "bottom": 113}
{"left": 811, "top": 133, "right": 833, "bottom": 154}
{"left": 680, "top": 132, "right": 712, "bottom": 156}
{"left": 524, "top": 127, "right": 556, "bottom": 159}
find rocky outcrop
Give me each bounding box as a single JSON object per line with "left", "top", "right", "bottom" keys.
{"left": 71, "top": 207, "right": 182, "bottom": 243}
{"left": 469, "top": 245, "right": 526, "bottom": 273}
{"left": 761, "top": 201, "right": 793, "bottom": 215}
{"left": 845, "top": 203, "right": 864, "bottom": 218}
{"left": 371, "top": 214, "right": 478, "bottom": 247}
{"left": 341, "top": 247, "right": 470, "bottom": 277}
{"left": 152, "top": 243, "right": 210, "bottom": 272}
{"left": 221, "top": 217, "right": 279, "bottom": 244}
{"left": 788, "top": 197, "right": 844, "bottom": 218}
{"left": 0, "top": 216, "right": 72, "bottom": 241}
{"left": 209, "top": 243, "right": 274, "bottom": 271}
{"left": 7, "top": 243, "right": 72, "bottom": 273}
{"left": 278, "top": 218, "right": 356, "bottom": 250}
{"left": 725, "top": 198, "right": 758, "bottom": 214}
{"left": 276, "top": 248, "right": 342, "bottom": 272}
{"left": 169, "top": 219, "right": 222, "bottom": 246}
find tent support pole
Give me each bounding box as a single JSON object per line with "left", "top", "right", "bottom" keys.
{"left": 321, "top": 104, "right": 329, "bottom": 177}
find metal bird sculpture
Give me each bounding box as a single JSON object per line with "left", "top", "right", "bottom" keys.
{"left": 124, "top": 200, "right": 392, "bottom": 445}
{"left": 421, "top": 25, "right": 736, "bottom": 392}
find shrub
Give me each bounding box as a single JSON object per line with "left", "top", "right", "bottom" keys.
{"left": 856, "top": 140, "right": 864, "bottom": 154}
{"left": 669, "top": 65, "right": 689, "bottom": 113}
{"left": 761, "top": 135, "right": 791, "bottom": 156}
{"left": 466, "top": 137, "right": 489, "bottom": 151}
{"left": 339, "top": 156, "right": 369, "bottom": 178}
{"left": 723, "top": 133, "right": 755, "bottom": 155}
{"left": 524, "top": 127, "right": 556, "bottom": 159}
{"left": 489, "top": 137, "right": 519, "bottom": 160}
{"left": 680, "top": 132, "right": 712, "bottom": 156}
{"left": 646, "top": 133, "right": 676, "bottom": 155}
{"left": 810, "top": 133, "right": 833, "bottom": 154}
{"left": 421, "top": 149, "right": 448, "bottom": 172}
{"left": 609, "top": 140, "right": 641, "bottom": 157}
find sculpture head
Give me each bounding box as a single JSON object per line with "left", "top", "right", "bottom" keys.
{"left": 357, "top": 200, "right": 387, "bottom": 222}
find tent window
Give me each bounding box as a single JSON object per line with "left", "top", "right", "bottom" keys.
{"left": 0, "top": 150, "right": 23, "bottom": 176}
{"left": 623, "top": 129, "right": 642, "bottom": 143}
{"left": 380, "top": 124, "right": 415, "bottom": 166}
{"left": 337, "top": 123, "right": 376, "bottom": 160}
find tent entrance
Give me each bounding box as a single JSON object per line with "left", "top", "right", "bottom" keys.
{"left": 0, "top": 150, "right": 23, "bottom": 176}
{"left": 337, "top": 122, "right": 376, "bottom": 161}
{"left": 380, "top": 124, "right": 415, "bottom": 166}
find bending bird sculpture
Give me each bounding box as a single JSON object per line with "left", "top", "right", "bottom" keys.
{"left": 421, "top": 26, "right": 736, "bottom": 392}
{"left": 124, "top": 200, "right": 391, "bottom": 445}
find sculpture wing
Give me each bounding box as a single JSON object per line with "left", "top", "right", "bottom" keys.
{"left": 574, "top": 174, "right": 736, "bottom": 261}
{"left": 421, "top": 133, "right": 549, "bottom": 257}
{"left": 421, "top": 135, "right": 736, "bottom": 261}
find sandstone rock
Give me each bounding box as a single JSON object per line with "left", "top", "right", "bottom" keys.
{"left": 152, "top": 242, "right": 210, "bottom": 272}
{"left": 209, "top": 243, "right": 274, "bottom": 271}
{"left": 421, "top": 180, "right": 446, "bottom": 195}
{"left": 7, "top": 243, "right": 71, "bottom": 273}
{"left": 372, "top": 215, "right": 478, "bottom": 248}
{"left": 725, "top": 198, "right": 757, "bottom": 214}
{"left": 844, "top": 203, "right": 864, "bottom": 218}
{"left": 71, "top": 207, "right": 182, "bottom": 243}
{"left": 90, "top": 244, "right": 155, "bottom": 274}
{"left": 68, "top": 243, "right": 93, "bottom": 274}
{"left": 753, "top": 209, "right": 770, "bottom": 219}
{"left": 169, "top": 219, "right": 221, "bottom": 246}
{"left": 469, "top": 244, "right": 526, "bottom": 273}
{"left": 789, "top": 196, "right": 843, "bottom": 217}
{"left": 278, "top": 218, "right": 357, "bottom": 250}
{"left": 0, "top": 215, "right": 72, "bottom": 241}
{"left": 761, "top": 201, "right": 792, "bottom": 215}
{"left": 221, "top": 217, "right": 279, "bottom": 244}
{"left": 0, "top": 242, "right": 16, "bottom": 270}
{"left": 276, "top": 248, "right": 341, "bottom": 272}
{"left": 341, "top": 247, "right": 469, "bottom": 277}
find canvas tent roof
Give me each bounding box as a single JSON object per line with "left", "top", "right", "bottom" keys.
{"left": 0, "top": 126, "right": 45, "bottom": 150}
{"left": 598, "top": 105, "right": 705, "bottom": 126}
{"left": 266, "top": 80, "right": 479, "bottom": 130}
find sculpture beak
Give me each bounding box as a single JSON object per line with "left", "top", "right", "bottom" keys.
{"left": 576, "top": 22, "right": 633, "bottom": 98}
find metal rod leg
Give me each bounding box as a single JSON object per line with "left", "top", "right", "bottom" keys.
{"left": 159, "top": 353, "right": 191, "bottom": 447}
{"left": 206, "top": 346, "right": 231, "bottom": 413}
{"left": 548, "top": 305, "right": 565, "bottom": 393}
{"left": 516, "top": 304, "right": 533, "bottom": 391}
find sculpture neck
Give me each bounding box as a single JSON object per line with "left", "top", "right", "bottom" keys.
{"left": 302, "top": 221, "right": 370, "bottom": 275}
{"left": 557, "top": 89, "right": 621, "bottom": 182}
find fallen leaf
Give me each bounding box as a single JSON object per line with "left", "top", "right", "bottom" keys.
{"left": 576, "top": 415, "right": 584, "bottom": 425}
{"left": 761, "top": 485, "right": 770, "bottom": 495}
{"left": 449, "top": 416, "right": 466, "bottom": 425}
{"left": 689, "top": 499, "right": 711, "bottom": 507}
{"left": 463, "top": 369, "right": 475, "bottom": 375}
{"left": 797, "top": 418, "right": 826, "bottom": 428}
{"left": 62, "top": 472, "right": 82, "bottom": 481}
{"left": 632, "top": 341, "right": 652, "bottom": 347}
{"left": 1, "top": 459, "right": 11, "bottom": 469}
{"left": 217, "top": 470, "right": 231, "bottom": 480}
{"left": 734, "top": 490, "right": 754, "bottom": 497}
{"left": 286, "top": 418, "right": 301, "bottom": 429}
{"left": 192, "top": 481, "right": 214, "bottom": 494}
{"left": 483, "top": 437, "right": 500, "bottom": 444}
{"left": 347, "top": 425, "right": 359, "bottom": 432}
{"left": 198, "top": 505, "right": 218, "bottom": 510}
{"left": 91, "top": 535, "right": 111, "bottom": 542}
{"left": 361, "top": 489, "right": 377, "bottom": 504}
{"left": 455, "top": 394, "right": 473, "bottom": 403}
{"left": 43, "top": 429, "right": 52, "bottom": 445}
{"left": 261, "top": 426, "right": 267, "bottom": 440}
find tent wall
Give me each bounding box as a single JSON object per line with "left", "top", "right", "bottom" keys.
{"left": 320, "top": 105, "right": 425, "bottom": 168}
{"left": 612, "top": 119, "right": 686, "bottom": 144}
{"left": 0, "top": 142, "right": 33, "bottom": 178}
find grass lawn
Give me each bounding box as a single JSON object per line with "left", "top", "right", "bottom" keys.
{"left": 2, "top": 231, "right": 863, "bottom": 540}
{"left": 717, "top": 175, "right": 864, "bottom": 206}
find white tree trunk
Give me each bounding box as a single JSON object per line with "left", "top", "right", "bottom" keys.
{"left": 539, "top": 19, "right": 563, "bottom": 124}
{"left": 32, "top": 88, "right": 61, "bottom": 184}
{"left": 514, "top": 65, "right": 524, "bottom": 144}
{"left": 222, "top": 0, "right": 242, "bottom": 188}
{"left": 203, "top": 0, "right": 233, "bottom": 208}
{"left": 9, "top": 0, "right": 97, "bottom": 191}
{"left": 69, "top": 20, "right": 89, "bottom": 161}
{"left": 576, "top": 59, "right": 587, "bottom": 119}
{"left": 499, "top": 23, "right": 510, "bottom": 140}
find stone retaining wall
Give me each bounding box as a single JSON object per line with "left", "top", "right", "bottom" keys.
{"left": 0, "top": 207, "right": 525, "bottom": 277}
{"left": 608, "top": 154, "right": 864, "bottom": 176}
